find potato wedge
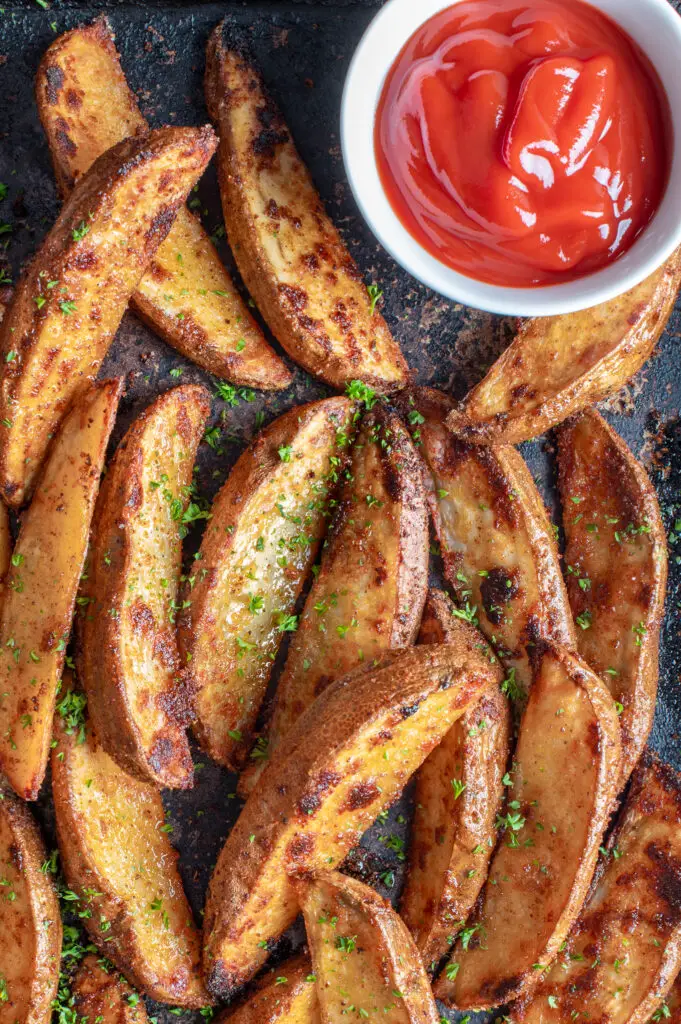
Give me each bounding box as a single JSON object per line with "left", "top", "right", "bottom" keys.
{"left": 557, "top": 410, "right": 667, "bottom": 786}
{"left": 401, "top": 589, "right": 510, "bottom": 969}
{"left": 259, "top": 405, "right": 428, "bottom": 771}
{"left": 79, "top": 385, "right": 210, "bottom": 789}
{"left": 204, "top": 25, "right": 408, "bottom": 393}
{"left": 219, "top": 955, "right": 318, "bottom": 1024}
{"left": 0, "top": 780, "right": 62, "bottom": 1024}
{"left": 0, "top": 126, "right": 215, "bottom": 509}
{"left": 297, "top": 871, "right": 439, "bottom": 1024}
{"left": 659, "top": 974, "right": 681, "bottom": 1024}
{"left": 446, "top": 249, "right": 681, "bottom": 445}
{"left": 51, "top": 702, "right": 210, "bottom": 1007}
{"left": 437, "top": 643, "right": 621, "bottom": 1009}
{"left": 0, "top": 504, "right": 9, "bottom": 590}
{"left": 514, "top": 753, "right": 681, "bottom": 1024}
{"left": 0, "top": 379, "right": 121, "bottom": 800}
{"left": 178, "top": 396, "right": 353, "bottom": 771}
{"left": 409, "top": 388, "right": 575, "bottom": 699}
{"left": 36, "top": 18, "right": 290, "bottom": 391}
{"left": 202, "top": 642, "right": 500, "bottom": 998}
{"left": 72, "top": 955, "right": 148, "bottom": 1024}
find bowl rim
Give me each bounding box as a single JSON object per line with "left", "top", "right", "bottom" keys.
{"left": 340, "top": 0, "right": 681, "bottom": 317}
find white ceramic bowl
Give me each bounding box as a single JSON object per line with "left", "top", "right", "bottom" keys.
{"left": 341, "top": 0, "right": 681, "bottom": 316}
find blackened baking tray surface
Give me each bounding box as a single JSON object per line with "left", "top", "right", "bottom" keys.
{"left": 1, "top": 1, "right": 681, "bottom": 1021}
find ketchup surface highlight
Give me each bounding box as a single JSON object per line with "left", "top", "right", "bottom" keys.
{"left": 375, "top": 0, "right": 670, "bottom": 288}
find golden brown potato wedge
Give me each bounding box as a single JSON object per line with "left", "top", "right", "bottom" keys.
{"left": 446, "top": 249, "right": 681, "bottom": 445}
{"left": 51, "top": 702, "right": 210, "bottom": 1007}
{"left": 72, "top": 955, "right": 148, "bottom": 1024}
{"left": 297, "top": 871, "right": 439, "bottom": 1024}
{"left": 202, "top": 642, "right": 500, "bottom": 999}
{"left": 409, "top": 388, "right": 575, "bottom": 699}
{"left": 0, "top": 781, "right": 62, "bottom": 1024}
{"left": 218, "top": 955, "right": 318, "bottom": 1024}
{"left": 78, "top": 385, "right": 210, "bottom": 789}
{"left": 437, "top": 643, "right": 621, "bottom": 1009}
{"left": 0, "top": 504, "right": 9, "bottom": 591}
{"left": 0, "top": 126, "right": 215, "bottom": 509}
{"left": 401, "top": 589, "right": 510, "bottom": 969}
{"left": 204, "top": 25, "right": 408, "bottom": 393}
{"left": 514, "top": 753, "right": 681, "bottom": 1024}
{"left": 178, "top": 396, "right": 353, "bottom": 771}
{"left": 659, "top": 974, "right": 681, "bottom": 1024}
{"left": 557, "top": 410, "right": 667, "bottom": 787}
{"left": 0, "top": 379, "right": 121, "bottom": 800}
{"left": 258, "top": 405, "right": 428, "bottom": 773}
{"left": 36, "top": 18, "right": 290, "bottom": 390}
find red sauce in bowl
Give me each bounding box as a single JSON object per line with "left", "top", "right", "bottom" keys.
{"left": 375, "top": 0, "right": 671, "bottom": 287}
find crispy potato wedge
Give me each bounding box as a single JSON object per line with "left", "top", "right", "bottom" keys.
{"left": 514, "top": 753, "right": 681, "bottom": 1024}
{"left": 219, "top": 955, "right": 318, "bottom": 1024}
{"left": 202, "top": 642, "right": 500, "bottom": 998}
{"left": 401, "top": 589, "right": 510, "bottom": 969}
{"left": 36, "top": 19, "right": 290, "bottom": 390}
{"left": 79, "top": 385, "right": 210, "bottom": 789}
{"left": 51, "top": 702, "right": 210, "bottom": 1007}
{"left": 557, "top": 410, "right": 667, "bottom": 786}
{"left": 0, "top": 780, "right": 62, "bottom": 1024}
{"left": 178, "top": 397, "right": 353, "bottom": 771}
{"left": 0, "top": 126, "right": 215, "bottom": 509}
{"left": 446, "top": 249, "right": 681, "bottom": 445}
{"left": 409, "top": 388, "right": 575, "bottom": 699}
{"left": 0, "top": 504, "right": 9, "bottom": 589}
{"left": 259, "top": 405, "right": 428, "bottom": 771}
{"left": 72, "top": 955, "right": 148, "bottom": 1024}
{"left": 204, "top": 25, "right": 409, "bottom": 393}
{"left": 660, "top": 974, "right": 681, "bottom": 1024}
{"left": 437, "top": 643, "right": 621, "bottom": 1009}
{"left": 297, "top": 871, "right": 439, "bottom": 1024}
{"left": 0, "top": 379, "right": 121, "bottom": 800}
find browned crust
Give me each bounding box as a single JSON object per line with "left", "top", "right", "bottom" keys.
{"left": 556, "top": 409, "right": 667, "bottom": 787}
{"left": 36, "top": 16, "right": 290, "bottom": 390}
{"left": 78, "top": 385, "right": 210, "bottom": 788}
{"left": 51, "top": 711, "right": 210, "bottom": 1007}
{"left": 202, "top": 642, "right": 500, "bottom": 998}
{"left": 215, "top": 954, "right": 315, "bottom": 1024}
{"left": 0, "top": 125, "right": 216, "bottom": 508}
{"left": 0, "top": 781, "right": 62, "bottom": 1024}
{"left": 446, "top": 248, "right": 681, "bottom": 445}
{"left": 401, "top": 589, "right": 509, "bottom": 968}
{"left": 204, "top": 22, "right": 409, "bottom": 392}
{"left": 406, "top": 387, "right": 576, "bottom": 694}
{"left": 72, "top": 955, "right": 148, "bottom": 1023}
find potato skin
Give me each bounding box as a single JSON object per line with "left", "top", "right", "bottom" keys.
{"left": 51, "top": 709, "right": 210, "bottom": 1007}
{"left": 557, "top": 410, "right": 667, "bottom": 787}
{"left": 0, "top": 379, "right": 122, "bottom": 800}
{"left": 0, "top": 126, "right": 215, "bottom": 508}
{"left": 401, "top": 589, "right": 509, "bottom": 969}
{"left": 203, "top": 643, "right": 500, "bottom": 999}
{"left": 408, "top": 387, "right": 575, "bottom": 698}
{"left": 217, "top": 955, "right": 318, "bottom": 1024}
{"left": 178, "top": 397, "right": 353, "bottom": 771}
{"left": 439, "top": 644, "right": 621, "bottom": 1009}
{"left": 0, "top": 781, "right": 62, "bottom": 1024}
{"left": 204, "top": 23, "right": 409, "bottom": 392}
{"left": 298, "top": 871, "right": 439, "bottom": 1024}
{"left": 261, "top": 405, "right": 429, "bottom": 764}
{"left": 78, "top": 385, "right": 210, "bottom": 789}
{"left": 514, "top": 753, "right": 681, "bottom": 1024}
{"left": 446, "top": 248, "right": 681, "bottom": 444}
{"left": 36, "top": 17, "right": 290, "bottom": 390}
{"left": 72, "top": 955, "right": 148, "bottom": 1024}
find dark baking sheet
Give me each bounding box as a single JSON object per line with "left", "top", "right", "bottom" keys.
{"left": 2, "top": 1, "right": 681, "bottom": 1020}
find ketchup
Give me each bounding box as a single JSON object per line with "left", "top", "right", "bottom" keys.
{"left": 375, "top": 0, "right": 670, "bottom": 287}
